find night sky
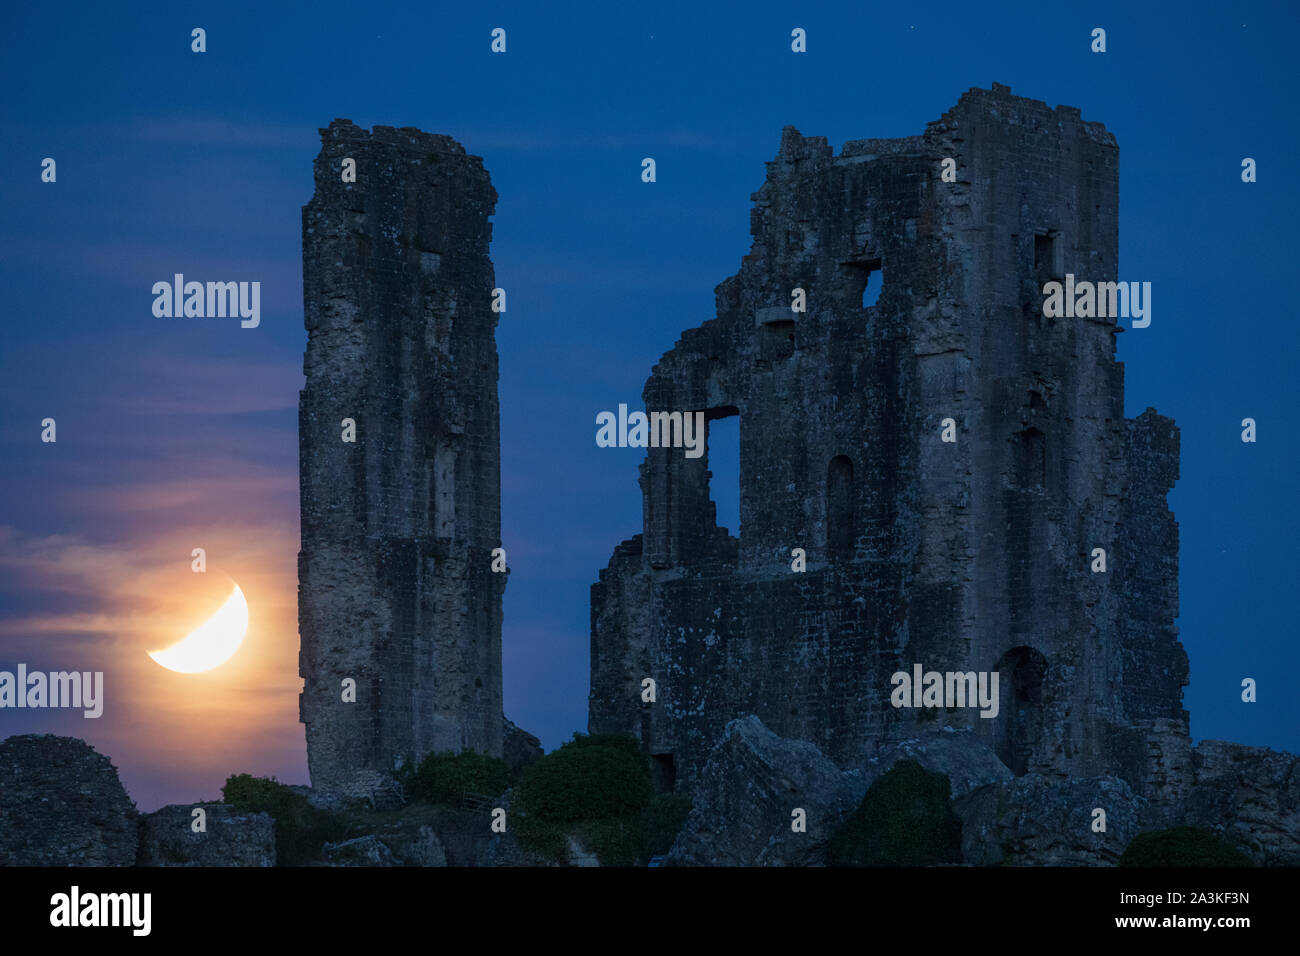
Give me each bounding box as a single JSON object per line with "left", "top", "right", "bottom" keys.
{"left": 1, "top": 1, "right": 1296, "bottom": 810}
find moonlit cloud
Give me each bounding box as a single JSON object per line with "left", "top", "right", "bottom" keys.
{"left": 0, "top": 514, "right": 306, "bottom": 810}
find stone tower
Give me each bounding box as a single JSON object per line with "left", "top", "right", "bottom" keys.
{"left": 589, "top": 84, "right": 1188, "bottom": 798}
{"left": 299, "top": 120, "right": 505, "bottom": 800}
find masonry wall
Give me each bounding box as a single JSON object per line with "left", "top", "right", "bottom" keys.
{"left": 590, "top": 84, "right": 1189, "bottom": 793}
{"left": 299, "top": 120, "right": 504, "bottom": 800}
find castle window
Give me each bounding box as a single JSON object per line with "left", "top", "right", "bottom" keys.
{"left": 758, "top": 319, "right": 796, "bottom": 360}
{"left": 651, "top": 753, "right": 677, "bottom": 792}
{"left": 827, "top": 455, "right": 855, "bottom": 558}
{"left": 1034, "top": 230, "right": 1062, "bottom": 281}
{"left": 841, "top": 257, "right": 883, "bottom": 309}
{"left": 706, "top": 409, "right": 740, "bottom": 538}
{"left": 994, "top": 646, "right": 1048, "bottom": 776}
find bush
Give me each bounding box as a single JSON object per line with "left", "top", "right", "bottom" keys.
{"left": 638, "top": 793, "right": 693, "bottom": 861}
{"left": 222, "top": 774, "right": 351, "bottom": 866}
{"left": 576, "top": 816, "right": 640, "bottom": 867}
{"left": 563, "top": 793, "right": 694, "bottom": 867}
{"left": 516, "top": 740, "right": 652, "bottom": 824}
{"left": 399, "top": 750, "right": 511, "bottom": 807}
{"left": 512, "top": 734, "right": 658, "bottom": 864}
{"left": 1120, "top": 827, "right": 1253, "bottom": 867}
{"left": 826, "top": 759, "right": 963, "bottom": 867}
{"left": 512, "top": 812, "right": 570, "bottom": 863}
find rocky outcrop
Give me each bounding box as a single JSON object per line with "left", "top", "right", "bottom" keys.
{"left": 321, "top": 823, "right": 446, "bottom": 866}
{"left": 956, "top": 775, "right": 1147, "bottom": 866}
{"left": 428, "top": 794, "right": 546, "bottom": 867}
{"left": 665, "top": 716, "right": 867, "bottom": 866}
{"left": 566, "top": 836, "right": 600, "bottom": 867}
{"left": 1180, "top": 741, "right": 1300, "bottom": 865}
{"left": 0, "top": 735, "right": 139, "bottom": 866}
{"left": 859, "top": 730, "right": 1014, "bottom": 799}
{"left": 662, "top": 717, "right": 1119, "bottom": 867}
{"left": 138, "top": 803, "right": 275, "bottom": 866}
{"left": 315, "top": 799, "right": 548, "bottom": 867}
{"left": 379, "top": 823, "right": 447, "bottom": 866}
{"left": 322, "top": 834, "right": 400, "bottom": 866}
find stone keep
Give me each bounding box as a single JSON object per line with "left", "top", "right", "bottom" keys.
{"left": 589, "top": 84, "right": 1188, "bottom": 796}
{"left": 299, "top": 120, "right": 505, "bottom": 799}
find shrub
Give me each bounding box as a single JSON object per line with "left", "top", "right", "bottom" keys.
{"left": 565, "top": 794, "right": 694, "bottom": 867}
{"left": 576, "top": 816, "right": 640, "bottom": 867}
{"left": 222, "top": 774, "right": 351, "bottom": 866}
{"left": 638, "top": 793, "right": 693, "bottom": 861}
{"left": 512, "top": 735, "right": 656, "bottom": 863}
{"left": 826, "top": 759, "right": 963, "bottom": 867}
{"left": 1120, "top": 827, "right": 1253, "bottom": 867}
{"left": 512, "top": 811, "right": 570, "bottom": 863}
{"left": 515, "top": 740, "right": 652, "bottom": 824}
{"left": 400, "top": 750, "right": 511, "bottom": 807}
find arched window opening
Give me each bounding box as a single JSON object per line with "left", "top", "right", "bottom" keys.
{"left": 993, "top": 646, "right": 1048, "bottom": 776}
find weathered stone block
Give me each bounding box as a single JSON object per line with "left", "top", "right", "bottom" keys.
{"left": 665, "top": 716, "right": 867, "bottom": 866}
{"left": 138, "top": 803, "right": 275, "bottom": 867}
{"left": 859, "top": 729, "right": 1014, "bottom": 799}
{"left": 0, "top": 735, "right": 138, "bottom": 866}
{"left": 955, "top": 774, "right": 1147, "bottom": 866}
{"left": 1182, "top": 741, "right": 1300, "bottom": 865}
{"left": 322, "top": 834, "right": 399, "bottom": 866}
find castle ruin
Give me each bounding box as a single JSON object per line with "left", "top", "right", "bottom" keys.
{"left": 298, "top": 120, "right": 506, "bottom": 800}
{"left": 589, "top": 84, "right": 1190, "bottom": 799}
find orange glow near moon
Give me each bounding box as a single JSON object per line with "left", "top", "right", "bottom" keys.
{"left": 147, "top": 584, "right": 249, "bottom": 674}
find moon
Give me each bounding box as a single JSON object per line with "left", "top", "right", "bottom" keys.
{"left": 148, "top": 584, "right": 249, "bottom": 673}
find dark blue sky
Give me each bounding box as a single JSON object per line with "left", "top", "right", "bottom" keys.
{"left": 1, "top": 1, "right": 1296, "bottom": 809}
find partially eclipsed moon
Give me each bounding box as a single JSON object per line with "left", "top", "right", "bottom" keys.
{"left": 148, "top": 584, "right": 249, "bottom": 673}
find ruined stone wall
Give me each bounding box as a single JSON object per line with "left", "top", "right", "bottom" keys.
{"left": 299, "top": 120, "right": 504, "bottom": 800}
{"left": 591, "top": 85, "right": 1189, "bottom": 792}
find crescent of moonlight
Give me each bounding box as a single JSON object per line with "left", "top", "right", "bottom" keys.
{"left": 148, "top": 584, "right": 249, "bottom": 674}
